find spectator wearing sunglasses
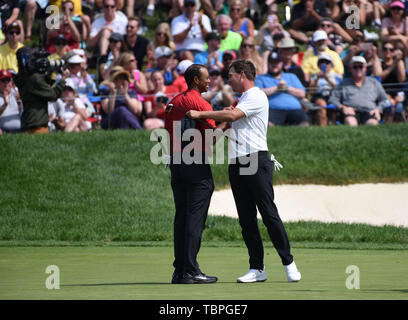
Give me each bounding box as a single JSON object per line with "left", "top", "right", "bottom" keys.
{"left": 45, "top": 1, "right": 81, "bottom": 54}
{"left": 0, "top": 0, "right": 21, "bottom": 41}
{"left": 0, "top": 22, "right": 24, "bottom": 74}
{"left": 98, "top": 32, "right": 125, "bottom": 81}
{"left": 329, "top": 56, "right": 389, "bottom": 126}
{"left": 379, "top": 41, "right": 406, "bottom": 123}
{"left": 0, "top": 69, "right": 21, "bottom": 134}
{"left": 171, "top": 0, "right": 212, "bottom": 56}
{"left": 229, "top": 0, "right": 255, "bottom": 38}
{"left": 381, "top": 1, "right": 408, "bottom": 51}
{"left": 124, "top": 17, "right": 149, "bottom": 71}
{"left": 89, "top": 0, "right": 128, "bottom": 56}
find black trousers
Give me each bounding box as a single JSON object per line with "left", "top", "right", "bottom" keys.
{"left": 170, "top": 158, "right": 214, "bottom": 275}
{"left": 229, "top": 151, "right": 293, "bottom": 269}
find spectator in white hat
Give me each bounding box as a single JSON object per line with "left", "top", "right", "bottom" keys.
{"left": 329, "top": 56, "right": 389, "bottom": 126}
{"left": 309, "top": 52, "right": 343, "bottom": 126}
{"left": 302, "top": 30, "right": 344, "bottom": 83}
{"left": 277, "top": 37, "right": 307, "bottom": 87}
{"left": 169, "top": 59, "right": 194, "bottom": 93}
{"left": 145, "top": 46, "right": 178, "bottom": 89}
{"left": 56, "top": 54, "right": 97, "bottom": 119}
{"left": 50, "top": 80, "right": 89, "bottom": 132}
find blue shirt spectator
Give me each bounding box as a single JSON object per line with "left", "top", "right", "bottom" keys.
{"left": 255, "top": 72, "right": 305, "bottom": 110}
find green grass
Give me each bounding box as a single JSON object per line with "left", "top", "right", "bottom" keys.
{"left": 1, "top": 246, "right": 407, "bottom": 300}
{"left": 1, "top": 125, "right": 408, "bottom": 245}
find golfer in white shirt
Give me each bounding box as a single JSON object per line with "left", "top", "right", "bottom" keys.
{"left": 187, "top": 60, "right": 301, "bottom": 283}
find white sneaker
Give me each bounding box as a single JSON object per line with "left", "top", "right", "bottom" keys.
{"left": 284, "top": 261, "right": 301, "bottom": 282}
{"left": 237, "top": 267, "right": 267, "bottom": 283}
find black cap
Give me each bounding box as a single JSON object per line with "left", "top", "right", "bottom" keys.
{"left": 6, "top": 21, "right": 20, "bottom": 33}
{"left": 205, "top": 32, "right": 223, "bottom": 42}
{"left": 184, "top": 0, "right": 195, "bottom": 4}
{"left": 208, "top": 65, "right": 221, "bottom": 75}
{"left": 268, "top": 51, "right": 283, "bottom": 62}
{"left": 54, "top": 34, "right": 67, "bottom": 45}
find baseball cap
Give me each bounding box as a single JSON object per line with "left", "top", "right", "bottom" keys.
{"left": 6, "top": 21, "right": 20, "bottom": 33}
{"left": 223, "top": 50, "right": 237, "bottom": 60}
{"left": 313, "top": 30, "right": 328, "bottom": 42}
{"left": 67, "top": 55, "right": 85, "bottom": 64}
{"left": 205, "top": 31, "right": 223, "bottom": 42}
{"left": 176, "top": 60, "right": 194, "bottom": 74}
{"left": 0, "top": 69, "right": 12, "bottom": 80}
{"left": 268, "top": 51, "right": 283, "bottom": 62}
{"left": 318, "top": 52, "right": 333, "bottom": 64}
{"left": 155, "top": 46, "right": 173, "bottom": 59}
{"left": 208, "top": 65, "right": 221, "bottom": 76}
{"left": 350, "top": 56, "right": 367, "bottom": 65}
{"left": 64, "top": 78, "right": 76, "bottom": 91}
{"left": 184, "top": 0, "right": 195, "bottom": 5}
{"left": 390, "top": 1, "right": 405, "bottom": 9}
{"left": 54, "top": 34, "right": 67, "bottom": 45}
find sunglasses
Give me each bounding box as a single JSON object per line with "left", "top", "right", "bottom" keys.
{"left": 8, "top": 30, "right": 20, "bottom": 35}
{"left": 242, "top": 44, "right": 254, "bottom": 48}
{"left": 104, "top": 5, "right": 115, "bottom": 8}
{"left": 209, "top": 72, "right": 221, "bottom": 76}
{"left": 184, "top": 3, "right": 195, "bottom": 7}
{"left": 383, "top": 47, "right": 394, "bottom": 52}
{"left": 0, "top": 78, "right": 11, "bottom": 83}
{"left": 231, "top": 7, "right": 241, "bottom": 12}
{"left": 352, "top": 65, "right": 364, "bottom": 70}
{"left": 55, "top": 42, "right": 66, "bottom": 46}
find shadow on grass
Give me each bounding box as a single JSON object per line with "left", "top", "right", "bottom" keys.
{"left": 62, "top": 280, "right": 292, "bottom": 287}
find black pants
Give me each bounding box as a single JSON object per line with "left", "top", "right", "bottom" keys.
{"left": 229, "top": 151, "right": 293, "bottom": 269}
{"left": 170, "top": 159, "right": 214, "bottom": 275}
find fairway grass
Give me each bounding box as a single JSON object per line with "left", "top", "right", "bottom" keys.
{"left": 1, "top": 246, "right": 407, "bottom": 300}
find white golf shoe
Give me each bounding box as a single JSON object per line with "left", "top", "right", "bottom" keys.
{"left": 237, "top": 267, "right": 267, "bottom": 283}
{"left": 284, "top": 261, "right": 301, "bottom": 282}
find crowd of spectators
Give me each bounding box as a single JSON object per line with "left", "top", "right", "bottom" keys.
{"left": 1, "top": 0, "right": 408, "bottom": 134}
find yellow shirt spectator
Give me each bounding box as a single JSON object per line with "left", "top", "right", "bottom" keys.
{"left": 50, "top": 0, "right": 82, "bottom": 16}
{"left": 0, "top": 42, "right": 24, "bottom": 74}
{"left": 302, "top": 47, "right": 344, "bottom": 76}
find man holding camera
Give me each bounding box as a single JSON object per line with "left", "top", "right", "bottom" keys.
{"left": 15, "top": 47, "right": 70, "bottom": 134}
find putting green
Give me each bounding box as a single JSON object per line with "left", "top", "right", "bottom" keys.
{"left": 0, "top": 246, "right": 407, "bottom": 300}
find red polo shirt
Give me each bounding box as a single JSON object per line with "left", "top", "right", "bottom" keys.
{"left": 165, "top": 89, "right": 216, "bottom": 156}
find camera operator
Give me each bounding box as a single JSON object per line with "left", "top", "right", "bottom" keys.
{"left": 15, "top": 47, "right": 70, "bottom": 134}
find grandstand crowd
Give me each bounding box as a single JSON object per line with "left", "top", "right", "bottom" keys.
{"left": 0, "top": 0, "right": 407, "bottom": 134}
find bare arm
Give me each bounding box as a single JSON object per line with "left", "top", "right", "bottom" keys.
{"left": 186, "top": 107, "right": 246, "bottom": 123}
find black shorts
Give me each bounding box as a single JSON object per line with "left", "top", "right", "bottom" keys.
{"left": 341, "top": 110, "right": 377, "bottom": 124}
{"left": 269, "top": 109, "right": 309, "bottom": 125}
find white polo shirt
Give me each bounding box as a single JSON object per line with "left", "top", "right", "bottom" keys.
{"left": 229, "top": 86, "right": 269, "bottom": 159}
{"left": 90, "top": 11, "right": 128, "bottom": 37}
{"left": 171, "top": 12, "right": 212, "bottom": 52}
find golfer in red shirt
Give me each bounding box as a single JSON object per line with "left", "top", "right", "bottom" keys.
{"left": 165, "top": 64, "right": 218, "bottom": 284}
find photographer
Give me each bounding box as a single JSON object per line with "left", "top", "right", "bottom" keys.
{"left": 15, "top": 47, "right": 70, "bottom": 134}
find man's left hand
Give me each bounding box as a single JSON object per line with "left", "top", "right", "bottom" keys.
{"left": 186, "top": 110, "right": 201, "bottom": 119}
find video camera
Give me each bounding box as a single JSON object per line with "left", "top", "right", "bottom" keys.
{"left": 17, "top": 47, "right": 66, "bottom": 75}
